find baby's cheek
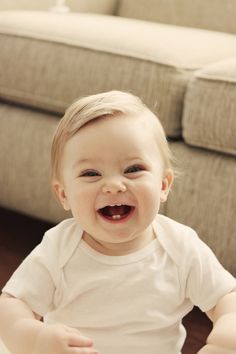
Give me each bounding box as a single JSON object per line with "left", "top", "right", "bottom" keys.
{"left": 141, "top": 186, "right": 161, "bottom": 215}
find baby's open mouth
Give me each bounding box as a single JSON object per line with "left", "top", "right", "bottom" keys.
{"left": 98, "top": 204, "right": 134, "bottom": 221}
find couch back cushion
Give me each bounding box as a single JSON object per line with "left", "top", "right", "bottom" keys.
{"left": 183, "top": 57, "right": 236, "bottom": 156}
{"left": 117, "top": 0, "right": 236, "bottom": 34}
{"left": 0, "top": 0, "right": 51, "bottom": 11}
{"left": 0, "top": 0, "right": 118, "bottom": 14}
{"left": 1, "top": 11, "right": 236, "bottom": 139}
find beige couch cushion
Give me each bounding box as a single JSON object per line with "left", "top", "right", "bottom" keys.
{"left": 0, "top": 0, "right": 53, "bottom": 11}
{"left": 1, "top": 11, "right": 236, "bottom": 137}
{"left": 183, "top": 57, "right": 236, "bottom": 155}
{"left": 117, "top": 0, "right": 236, "bottom": 34}
{"left": 0, "top": 103, "right": 70, "bottom": 223}
{"left": 68, "top": 0, "right": 118, "bottom": 14}
{"left": 167, "top": 142, "right": 236, "bottom": 276}
{"left": 0, "top": 0, "right": 117, "bottom": 14}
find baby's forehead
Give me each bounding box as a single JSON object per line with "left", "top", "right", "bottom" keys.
{"left": 62, "top": 110, "right": 163, "bottom": 158}
{"left": 78, "top": 109, "right": 159, "bottom": 132}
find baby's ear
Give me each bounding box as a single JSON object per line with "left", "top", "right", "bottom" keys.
{"left": 53, "top": 181, "right": 70, "bottom": 211}
{"left": 160, "top": 169, "right": 174, "bottom": 203}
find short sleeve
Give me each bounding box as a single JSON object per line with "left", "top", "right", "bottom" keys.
{"left": 2, "top": 218, "right": 81, "bottom": 317}
{"left": 155, "top": 215, "right": 236, "bottom": 313}
{"left": 2, "top": 231, "right": 58, "bottom": 316}
{"left": 185, "top": 236, "right": 236, "bottom": 312}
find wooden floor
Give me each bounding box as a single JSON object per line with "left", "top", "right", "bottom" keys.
{"left": 0, "top": 207, "right": 212, "bottom": 353}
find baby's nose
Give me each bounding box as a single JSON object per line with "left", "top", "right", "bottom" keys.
{"left": 102, "top": 178, "right": 127, "bottom": 194}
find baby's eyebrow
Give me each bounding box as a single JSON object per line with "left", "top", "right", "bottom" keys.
{"left": 72, "top": 156, "right": 146, "bottom": 170}
{"left": 126, "top": 157, "right": 143, "bottom": 162}
{"left": 72, "top": 158, "right": 97, "bottom": 169}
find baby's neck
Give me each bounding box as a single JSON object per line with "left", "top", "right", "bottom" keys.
{"left": 82, "top": 226, "right": 156, "bottom": 256}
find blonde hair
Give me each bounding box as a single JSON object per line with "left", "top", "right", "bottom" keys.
{"left": 51, "top": 90, "right": 173, "bottom": 182}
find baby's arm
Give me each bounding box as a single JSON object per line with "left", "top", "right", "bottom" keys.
{"left": 0, "top": 293, "right": 98, "bottom": 354}
{"left": 197, "top": 291, "right": 236, "bottom": 353}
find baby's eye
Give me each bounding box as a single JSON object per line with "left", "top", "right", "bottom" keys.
{"left": 80, "top": 170, "right": 100, "bottom": 177}
{"left": 125, "top": 165, "right": 145, "bottom": 174}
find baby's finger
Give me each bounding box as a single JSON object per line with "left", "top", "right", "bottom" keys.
{"left": 198, "top": 344, "right": 236, "bottom": 354}
{"left": 64, "top": 325, "right": 82, "bottom": 335}
{"left": 68, "top": 348, "right": 99, "bottom": 354}
{"left": 68, "top": 333, "right": 93, "bottom": 347}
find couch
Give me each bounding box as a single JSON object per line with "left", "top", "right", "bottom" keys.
{"left": 0, "top": 0, "right": 235, "bottom": 276}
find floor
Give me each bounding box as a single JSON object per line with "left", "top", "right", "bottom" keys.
{"left": 0, "top": 207, "right": 212, "bottom": 354}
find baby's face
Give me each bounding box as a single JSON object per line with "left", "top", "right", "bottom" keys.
{"left": 54, "top": 114, "right": 173, "bottom": 255}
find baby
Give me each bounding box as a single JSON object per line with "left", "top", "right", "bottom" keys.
{"left": 0, "top": 91, "right": 236, "bottom": 354}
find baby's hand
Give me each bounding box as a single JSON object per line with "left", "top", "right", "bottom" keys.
{"left": 33, "top": 323, "right": 99, "bottom": 354}
{"left": 197, "top": 344, "right": 236, "bottom": 354}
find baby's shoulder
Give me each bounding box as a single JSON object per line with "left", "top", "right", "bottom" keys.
{"left": 155, "top": 214, "right": 198, "bottom": 241}
{"left": 154, "top": 215, "right": 201, "bottom": 264}
{"left": 42, "top": 218, "right": 83, "bottom": 267}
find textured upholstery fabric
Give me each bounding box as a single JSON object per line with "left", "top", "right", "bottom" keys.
{"left": 117, "top": 0, "right": 236, "bottom": 34}
{"left": 67, "top": 0, "right": 118, "bottom": 14}
{"left": 0, "top": 0, "right": 118, "bottom": 14}
{"left": 167, "top": 142, "right": 236, "bottom": 276}
{"left": 183, "top": 57, "right": 236, "bottom": 155}
{"left": 0, "top": 0, "right": 52, "bottom": 11}
{"left": 1, "top": 12, "right": 236, "bottom": 137}
{"left": 0, "top": 103, "right": 69, "bottom": 223}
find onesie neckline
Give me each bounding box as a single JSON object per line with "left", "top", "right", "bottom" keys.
{"left": 79, "top": 227, "right": 160, "bottom": 266}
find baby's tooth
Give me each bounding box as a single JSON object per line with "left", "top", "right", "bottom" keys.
{"left": 112, "top": 215, "right": 121, "bottom": 220}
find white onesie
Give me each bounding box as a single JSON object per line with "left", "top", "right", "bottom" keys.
{"left": 3, "top": 215, "right": 236, "bottom": 354}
